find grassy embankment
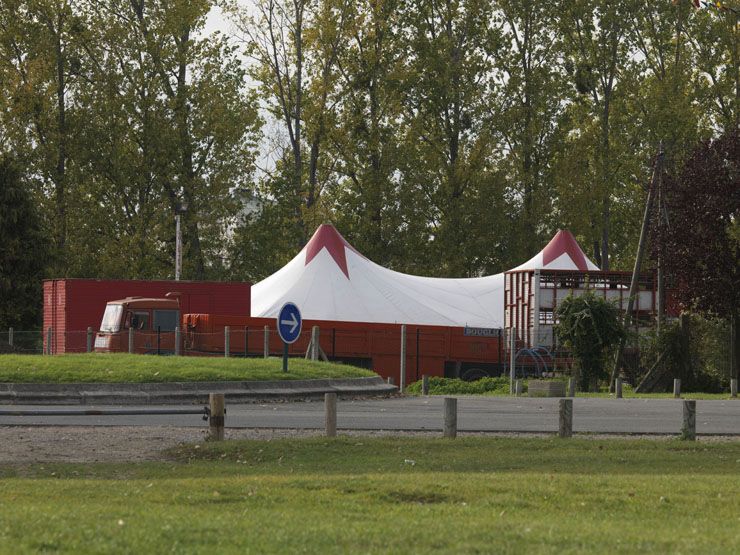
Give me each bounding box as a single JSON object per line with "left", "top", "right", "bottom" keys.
{"left": 406, "top": 377, "right": 735, "bottom": 400}
{"left": 1, "top": 437, "right": 739, "bottom": 553}
{"left": 0, "top": 354, "right": 375, "bottom": 383}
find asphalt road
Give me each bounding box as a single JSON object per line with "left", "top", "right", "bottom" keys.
{"left": 1, "top": 397, "right": 738, "bottom": 435}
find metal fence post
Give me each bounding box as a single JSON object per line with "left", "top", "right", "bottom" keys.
{"left": 175, "top": 326, "right": 181, "bottom": 356}
{"left": 263, "top": 326, "right": 269, "bottom": 358}
{"left": 400, "top": 324, "right": 407, "bottom": 393}
{"left": 46, "top": 327, "right": 52, "bottom": 355}
{"left": 443, "top": 397, "right": 457, "bottom": 439}
{"left": 224, "top": 326, "right": 230, "bottom": 358}
{"left": 128, "top": 327, "right": 134, "bottom": 354}
{"left": 616, "top": 377, "right": 623, "bottom": 399}
{"left": 559, "top": 398, "right": 573, "bottom": 438}
{"left": 311, "top": 326, "right": 319, "bottom": 361}
{"left": 509, "top": 328, "right": 516, "bottom": 394}
{"left": 681, "top": 400, "right": 696, "bottom": 441}
{"left": 86, "top": 327, "right": 93, "bottom": 353}
{"left": 209, "top": 393, "right": 225, "bottom": 441}
{"left": 325, "top": 392, "right": 337, "bottom": 437}
{"left": 422, "top": 375, "right": 430, "bottom": 396}
{"left": 674, "top": 378, "right": 681, "bottom": 399}
{"left": 8, "top": 327, "right": 13, "bottom": 348}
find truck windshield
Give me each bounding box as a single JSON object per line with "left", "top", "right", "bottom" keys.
{"left": 100, "top": 304, "right": 123, "bottom": 332}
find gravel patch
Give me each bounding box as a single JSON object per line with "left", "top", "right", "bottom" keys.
{"left": 1, "top": 426, "right": 737, "bottom": 464}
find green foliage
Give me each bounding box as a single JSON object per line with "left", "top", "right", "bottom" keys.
{"left": 0, "top": 0, "right": 737, "bottom": 300}
{"left": 640, "top": 316, "right": 729, "bottom": 393}
{"left": 0, "top": 354, "right": 375, "bottom": 383}
{"left": 556, "top": 290, "right": 625, "bottom": 390}
{"left": 0, "top": 157, "right": 50, "bottom": 329}
{"left": 405, "top": 376, "right": 515, "bottom": 395}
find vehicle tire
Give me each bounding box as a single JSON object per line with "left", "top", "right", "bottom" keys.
{"left": 461, "top": 368, "right": 489, "bottom": 381}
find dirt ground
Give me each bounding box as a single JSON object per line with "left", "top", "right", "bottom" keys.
{"left": 1, "top": 426, "right": 737, "bottom": 464}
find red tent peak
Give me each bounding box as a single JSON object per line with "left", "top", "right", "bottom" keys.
{"left": 542, "top": 229, "right": 591, "bottom": 271}
{"left": 304, "top": 224, "right": 361, "bottom": 278}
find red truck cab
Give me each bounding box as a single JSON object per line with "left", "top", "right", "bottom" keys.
{"left": 95, "top": 297, "right": 180, "bottom": 354}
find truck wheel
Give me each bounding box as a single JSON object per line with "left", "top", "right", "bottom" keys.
{"left": 461, "top": 368, "right": 489, "bottom": 381}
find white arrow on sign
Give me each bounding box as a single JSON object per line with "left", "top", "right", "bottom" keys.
{"left": 280, "top": 313, "right": 299, "bottom": 334}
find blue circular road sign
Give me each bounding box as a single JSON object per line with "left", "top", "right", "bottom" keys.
{"left": 277, "top": 302, "right": 302, "bottom": 344}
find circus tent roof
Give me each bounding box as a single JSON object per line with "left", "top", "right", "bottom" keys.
{"left": 251, "top": 225, "right": 599, "bottom": 327}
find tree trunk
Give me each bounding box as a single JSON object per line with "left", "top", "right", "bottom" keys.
{"left": 54, "top": 24, "right": 67, "bottom": 268}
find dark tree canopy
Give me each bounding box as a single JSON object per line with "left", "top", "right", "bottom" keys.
{"left": 0, "top": 156, "right": 50, "bottom": 329}
{"left": 657, "top": 131, "right": 739, "bottom": 319}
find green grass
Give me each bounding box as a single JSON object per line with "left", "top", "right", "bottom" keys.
{"left": 406, "top": 377, "right": 735, "bottom": 400}
{"left": 0, "top": 437, "right": 738, "bottom": 553}
{"left": 0, "top": 354, "right": 375, "bottom": 383}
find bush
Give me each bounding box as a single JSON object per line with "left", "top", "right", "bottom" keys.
{"left": 405, "top": 377, "right": 518, "bottom": 395}
{"left": 556, "top": 290, "right": 625, "bottom": 391}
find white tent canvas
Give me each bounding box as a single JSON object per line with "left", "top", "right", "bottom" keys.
{"left": 251, "top": 225, "right": 599, "bottom": 328}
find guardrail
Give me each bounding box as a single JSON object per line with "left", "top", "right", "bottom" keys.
{"left": 0, "top": 393, "right": 227, "bottom": 440}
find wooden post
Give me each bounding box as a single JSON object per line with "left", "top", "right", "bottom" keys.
{"left": 509, "top": 328, "right": 516, "bottom": 394}
{"left": 681, "top": 400, "right": 696, "bottom": 441}
{"left": 46, "top": 327, "right": 52, "bottom": 355}
{"left": 224, "top": 326, "right": 230, "bottom": 358}
{"left": 673, "top": 378, "right": 681, "bottom": 399}
{"left": 263, "top": 326, "right": 269, "bottom": 358}
{"left": 209, "top": 393, "right": 225, "bottom": 441}
{"left": 515, "top": 379, "right": 523, "bottom": 396}
{"left": 86, "top": 327, "right": 93, "bottom": 353}
{"left": 128, "top": 327, "right": 134, "bottom": 354}
{"left": 311, "top": 326, "right": 320, "bottom": 361}
{"left": 731, "top": 379, "right": 738, "bottom": 398}
{"left": 174, "top": 326, "right": 181, "bottom": 356}
{"left": 324, "top": 392, "right": 337, "bottom": 437}
{"left": 400, "top": 325, "right": 407, "bottom": 393}
{"left": 422, "top": 375, "right": 430, "bottom": 396}
{"left": 8, "top": 327, "right": 13, "bottom": 348}
{"left": 559, "top": 398, "right": 573, "bottom": 438}
{"left": 616, "top": 377, "right": 623, "bottom": 399}
{"left": 568, "top": 377, "right": 576, "bottom": 397}
{"left": 443, "top": 397, "right": 457, "bottom": 439}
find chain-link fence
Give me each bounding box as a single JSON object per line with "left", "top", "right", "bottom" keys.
{"left": 4, "top": 318, "right": 734, "bottom": 393}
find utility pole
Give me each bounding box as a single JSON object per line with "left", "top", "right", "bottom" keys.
{"left": 175, "top": 213, "right": 181, "bottom": 281}
{"left": 609, "top": 144, "right": 664, "bottom": 391}
{"left": 174, "top": 202, "right": 188, "bottom": 281}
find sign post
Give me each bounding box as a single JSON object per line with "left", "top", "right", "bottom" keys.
{"left": 277, "top": 302, "right": 302, "bottom": 373}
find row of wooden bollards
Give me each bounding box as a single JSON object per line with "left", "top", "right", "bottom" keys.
{"left": 207, "top": 393, "right": 702, "bottom": 441}
{"left": 207, "top": 394, "right": 701, "bottom": 441}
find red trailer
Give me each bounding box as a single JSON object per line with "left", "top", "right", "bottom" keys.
{"left": 182, "top": 314, "right": 509, "bottom": 383}
{"left": 43, "top": 279, "right": 251, "bottom": 354}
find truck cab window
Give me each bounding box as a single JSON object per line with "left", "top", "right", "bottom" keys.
{"left": 130, "top": 311, "right": 150, "bottom": 330}
{"left": 100, "top": 304, "right": 124, "bottom": 333}
{"left": 153, "top": 310, "right": 179, "bottom": 332}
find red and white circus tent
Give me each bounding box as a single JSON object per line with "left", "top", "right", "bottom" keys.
{"left": 251, "top": 224, "right": 598, "bottom": 327}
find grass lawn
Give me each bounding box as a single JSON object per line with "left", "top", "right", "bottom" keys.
{"left": 0, "top": 354, "right": 376, "bottom": 383}
{"left": 1, "top": 437, "right": 738, "bottom": 553}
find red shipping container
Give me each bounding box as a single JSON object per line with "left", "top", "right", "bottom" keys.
{"left": 43, "top": 279, "right": 251, "bottom": 354}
